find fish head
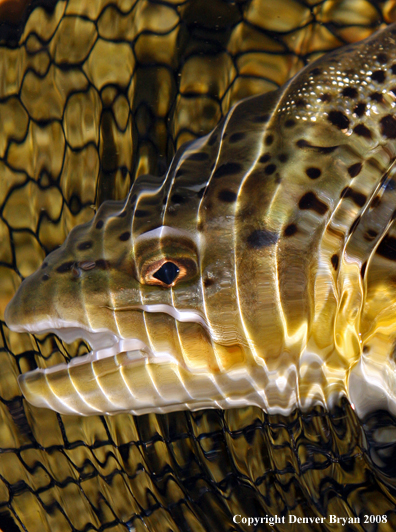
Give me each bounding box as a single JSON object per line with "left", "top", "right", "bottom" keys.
{"left": 4, "top": 117, "right": 254, "bottom": 396}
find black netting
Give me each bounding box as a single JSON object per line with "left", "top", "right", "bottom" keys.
{"left": 1, "top": 1, "right": 396, "bottom": 531}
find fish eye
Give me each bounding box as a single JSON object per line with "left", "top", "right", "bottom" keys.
{"left": 152, "top": 262, "right": 180, "bottom": 286}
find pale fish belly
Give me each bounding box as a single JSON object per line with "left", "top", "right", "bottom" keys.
{"left": 6, "top": 21, "right": 396, "bottom": 420}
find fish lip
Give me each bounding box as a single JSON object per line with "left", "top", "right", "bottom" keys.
{"left": 66, "top": 337, "right": 154, "bottom": 369}
{"left": 6, "top": 318, "right": 119, "bottom": 350}
{"left": 9, "top": 318, "right": 176, "bottom": 369}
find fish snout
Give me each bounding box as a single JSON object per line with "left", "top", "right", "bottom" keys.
{"left": 4, "top": 269, "right": 49, "bottom": 332}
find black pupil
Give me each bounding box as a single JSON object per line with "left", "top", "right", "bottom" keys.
{"left": 153, "top": 262, "right": 180, "bottom": 285}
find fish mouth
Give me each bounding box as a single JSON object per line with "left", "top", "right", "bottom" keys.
{"left": 8, "top": 318, "right": 178, "bottom": 370}
{"left": 14, "top": 319, "right": 186, "bottom": 415}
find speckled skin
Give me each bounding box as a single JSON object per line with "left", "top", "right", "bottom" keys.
{"left": 6, "top": 24, "right": 396, "bottom": 417}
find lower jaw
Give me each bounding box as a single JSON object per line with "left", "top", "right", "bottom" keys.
{"left": 17, "top": 343, "right": 332, "bottom": 416}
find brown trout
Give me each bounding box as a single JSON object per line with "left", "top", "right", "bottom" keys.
{"left": 6, "top": 23, "right": 396, "bottom": 418}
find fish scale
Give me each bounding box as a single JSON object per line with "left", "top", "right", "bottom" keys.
{"left": 6, "top": 23, "right": 396, "bottom": 418}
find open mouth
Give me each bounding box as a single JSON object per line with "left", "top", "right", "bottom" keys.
{"left": 10, "top": 312, "right": 240, "bottom": 416}
{"left": 10, "top": 319, "right": 180, "bottom": 371}
{"left": 14, "top": 319, "right": 185, "bottom": 415}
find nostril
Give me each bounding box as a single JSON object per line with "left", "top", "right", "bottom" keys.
{"left": 71, "top": 265, "right": 81, "bottom": 278}
{"left": 78, "top": 261, "right": 96, "bottom": 271}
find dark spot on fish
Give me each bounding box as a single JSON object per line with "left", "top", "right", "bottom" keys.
{"left": 119, "top": 231, "right": 130, "bottom": 241}
{"left": 353, "top": 124, "right": 372, "bottom": 139}
{"left": 247, "top": 229, "right": 278, "bottom": 249}
{"left": 377, "top": 235, "right": 396, "bottom": 260}
{"left": 347, "top": 162, "right": 362, "bottom": 178}
{"left": 264, "top": 164, "right": 276, "bottom": 175}
{"left": 391, "top": 64, "right": 396, "bottom": 75}
{"left": 186, "top": 152, "right": 210, "bottom": 161}
{"left": 380, "top": 115, "right": 396, "bottom": 138}
{"left": 370, "top": 92, "right": 383, "bottom": 103}
{"left": 310, "top": 67, "right": 321, "bottom": 76}
{"left": 56, "top": 261, "right": 75, "bottom": 273}
{"left": 342, "top": 87, "right": 358, "bottom": 98}
{"left": 208, "top": 134, "right": 218, "bottom": 146}
{"left": 259, "top": 153, "right": 271, "bottom": 164}
{"left": 296, "top": 139, "right": 308, "bottom": 148}
{"left": 118, "top": 210, "right": 127, "bottom": 218}
{"left": 96, "top": 259, "right": 109, "bottom": 270}
{"left": 298, "top": 192, "right": 328, "bottom": 215}
{"left": 296, "top": 139, "right": 338, "bottom": 154}
{"left": 42, "top": 273, "right": 49, "bottom": 281}
{"left": 197, "top": 187, "right": 206, "bottom": 198}
{"left": 363, "top": 345, "right": 370, "bottom": 353}
{"left": 135, "top": 209, "right": 150, "bottom": 218}
{"left": 41, "top": 262, "right": 48, "bottom": 269}
{"left": 306, "top": 167, "right": 321, "bottom": 180}
{"left": 96, "top": 220, "right": 104, "bottom": 229}
{"left": 77, "top": 241, "right": 93, "bottom": 251}
{"left": 331, "top": 254, "right": 339, "bottom": 271}
{"left": 213, "top": 162, "right": 243, "bottom": 179}
{"left": 349, "top": 216, "right": 361, "bottom": 234}
{"left": 341, "top": 187, "right": 367, "bottom": 207}
{"left": 361, "top": 261, "right": 367, "bottom": 278}
{"left": 353, "top": 103, "right": 366, "bottom": 117}
{"left": 203, "top": 277, "right": 215, "bottom": 288}
{"left": 364, "top": 229, "right": 378, "bottom": 241}
{"left": 197, "top": 221, "right": 204, "bottom": 232}
{"left": 371, "top": 195, "right": 381, "bottom": 209}
{"left": 327, "top": 110, "right": 349, "bottom": 130}
{"left": 285, "top": 119, "right": 295, "bottom": 128}
{"left": 265, "top": 135, "right": 274, "bottom": 146}
{"left": 295, "top": 98, "right": 307, "bottom": 108}
{"left": 253, "top": 114, "right": 270, "bottom": 123}
{"left": 229, "top": 132, "right": 246, "bottom": 143}
{"left": 278, "top": 153, "right": 288, "bottom": 163}
{"left": 284, "top": 224, "right": 297, "bottom": 237}
{"left": 171, "top": 193, "right": 186, "bottom": 204}
{"left": 319, "top": 93, "right": 331, "bottom": 102}
{"left": 218, "top": 189, "right": 237, "bottom": 203}
{"left": 371, "top": 70, "right": 386, "bottom": 83}
{"left": 377, "top": 53, "right": 388, "bottom": 64}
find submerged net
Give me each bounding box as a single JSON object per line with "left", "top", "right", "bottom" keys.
{"left": 1, "top": 0, "right": 396, "bottom": 530}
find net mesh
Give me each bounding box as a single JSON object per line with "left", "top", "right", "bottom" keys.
{"left": 1, "top": 1, "right": 396, "bottom": 530}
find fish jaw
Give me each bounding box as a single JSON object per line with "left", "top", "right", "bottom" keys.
{"left": 15, "top": 349, "right": 247, "bottom": 416}
{"left": 14, "top": 331, "right": 307, "bottom": 416}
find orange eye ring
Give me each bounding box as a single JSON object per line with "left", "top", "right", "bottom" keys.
{"left": 143, "top": 258, "right": 188, "bottom": 287}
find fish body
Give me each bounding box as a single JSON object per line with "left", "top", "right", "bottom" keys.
{"left": 6, "top": 24, "right": 396, "bottom": 417}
